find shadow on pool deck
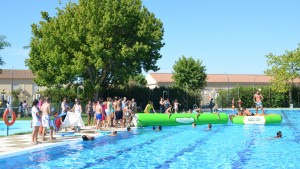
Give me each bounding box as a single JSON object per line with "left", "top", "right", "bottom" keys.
{"left": 0, "top": 125, "right": 128, "bottom": 158}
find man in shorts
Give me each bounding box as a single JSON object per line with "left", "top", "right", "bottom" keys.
{"left": 114, "top": 97, "right": 124, "bottom": 128}
{"left": 41, "top": 97, "right": 54, "bottom": 141}
{"left": 95, "top": 98, "right": 103, "bottom": 130}
{"left": 253, "top": 90, "right": 265, "bottom": 115}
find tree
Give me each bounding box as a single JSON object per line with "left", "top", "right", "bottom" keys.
{"left": 265, "top": 45, "right": 300, "bottom": 104}
{"left": 172, "top": 56, "right": 207, "bottom": 92}
{"left": 26, "top": 0, "right": 164, "bottom": 99}
{"left": 128, "top": 74, "right": 147, "bottom": 87}
{"left": 0, "top": 35, "right": 11, "bottom": 72}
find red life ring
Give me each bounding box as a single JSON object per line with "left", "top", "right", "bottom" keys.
{"left": 3, "top": 109, "right": 17, "bottom": 126}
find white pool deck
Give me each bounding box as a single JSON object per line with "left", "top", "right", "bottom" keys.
{"left": 0, "top": 125, "right": 128, "bottom": 159}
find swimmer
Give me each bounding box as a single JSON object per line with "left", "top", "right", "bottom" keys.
{"left": 127, "top": 126, "right": 131, "bottom": 132}
{"left": 152, "top": 126, "right": 156, "bottom": 130}
{"left": 82, "top": 135, "right": 95, "bottom": 141}
{"left": 207, "top": 124, "right": 212, "bottom": 131}
{"left": 192, "top": 122, "right": 196, "bottom": 128}
{"left": 158, "top": 125, "right": 162, "bottom": 131}
{"left": 110, "top": 130, "right": 117, "bottom": 136}
{"left": 275, "top": 131, "right": 282, "bottom": 138}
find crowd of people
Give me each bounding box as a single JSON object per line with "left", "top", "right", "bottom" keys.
{"left": 29, "top": 96, "right": 139, "bottom": 144}
{"left": 27, "top": 88, "right": 274, "bottom": 144}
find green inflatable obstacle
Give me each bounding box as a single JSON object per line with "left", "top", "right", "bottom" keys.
{"left": 232, "top": 114, "right": 282, "bottom": 124}
{"left": 132, "top": 113, "right": 228, "bottom": 127}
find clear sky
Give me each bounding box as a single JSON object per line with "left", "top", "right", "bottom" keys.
{"left": 1, "top": 0, "right": 300, "bottom": 75}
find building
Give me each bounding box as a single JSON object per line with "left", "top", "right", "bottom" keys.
{"left": 0, "top": 69, "right": 44, "bottom": 105}
{"left": 146, "top": 73, "right": 300, "bottom": 104}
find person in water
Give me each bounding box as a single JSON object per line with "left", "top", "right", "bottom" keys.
{"left": 110, "top": 130, "right": 118, "bottom": 136}
{"left": 207, "top": 124, "right": 212, "bottom": 131}
{"left": 82, "top": 135, "right": 95, "bottom": 141}
{"left": 192, "top": 122, "right": 196, "bottom": 128}
{"left": 275, "top": 131, "right": 282, "bottom": 138}
{"left": 158, "top": 125, "right": 162, "bottom": 131}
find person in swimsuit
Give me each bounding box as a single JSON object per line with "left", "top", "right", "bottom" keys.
{"left": 207, "top": 124, "right": 212, "bottom": 131}
{"left": 110, "top": 130, "right": 118, "bottom": 136}
{"left": 114, "top": 97, "right": 124, "bottom": 128}
{"left": 275, "top": 131, "right": 282, "bottom": 138}
{"left": 123, "top": 101, "right": 132, "bottom": 127}
{"left": 105, "top": 97, "right": 113, "bottom": 127}
{"left": 165, "top": 105, "right": 172, "bottom": 119}
{"left": 61, "top": 97, "right": 69, "bottom": 131}
{"left": 173, "top": 99, "right": 181, "bottom": 113}
{"left": 159, "top": 97, "right": 165, "bottom": 113}
{"left": 85, "top": 100, "right": 94, "bottom": 125}
{"left": 41, "top": 97, "right": 54, "bottom": 141}
{"left": 82, "top": 135, "right": 95, "bottom": 141}
{"left": 192, "top": 122, "right": 196, "bottom": 128}
{"left": 95, "top": 99, "right": 103, "bottom": 130}
{"left": 242, "top": 107, "right": 254, "bottom": 116}
{"left": 253, "top": 90, "right": 265, "bottom": 115}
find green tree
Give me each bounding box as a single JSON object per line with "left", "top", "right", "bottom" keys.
{"left": 172, "top": 56, "right": 207, "bottom": 92}
{"left": 0, "top": 35, "right": 11, "bottom": 71}
{"left": 26, "top": 0, "right": 164, "bottom": 99}
{"left": 128, "top": 74, "right": 147, "bottom": 87}
{"left": 265, "top": 45, "right": 300, "bottom": 104}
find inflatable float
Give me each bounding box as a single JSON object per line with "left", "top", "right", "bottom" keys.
{"left": 132, "top": 113, "right": 228, "bottom": 127}
{"left": 53, "top": 113, "right": 66, "bottom": 131}
{"left": 231, "top": 114, "right": 282, "bottom": 124}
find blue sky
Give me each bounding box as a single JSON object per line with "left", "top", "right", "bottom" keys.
{"left": 1, "top": 0, "right": 300, "bottom": 75}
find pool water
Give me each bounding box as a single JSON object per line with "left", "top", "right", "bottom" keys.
{"left": 1, "top": 110, "right": 300, "bottom": 169}
{"left": 0, "top": 120, "right": 32, "bottom": 136}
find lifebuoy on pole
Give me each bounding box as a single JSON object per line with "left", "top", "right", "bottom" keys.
{"left": 3, "top": 109, "right": 17, "bottom": 126}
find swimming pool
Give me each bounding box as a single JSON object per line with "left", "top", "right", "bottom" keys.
{"left": 0, "top": 110, "right": 299, "bottom": 169}
{"left": 0, "top": 120, "right": 32, "bottom": 136}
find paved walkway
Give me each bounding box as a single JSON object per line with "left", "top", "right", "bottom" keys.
{"left": 0, "top": 126, "right": 127, "bottom": 158}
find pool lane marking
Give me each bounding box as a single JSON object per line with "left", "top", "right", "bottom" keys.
{"left": 232, "top": 110, "right": 299, "bottom": 168}
{"left": 281, "top": 111, "right": 300, "bottom": 144}
{"left": 80, "top": 129, "right": 185, "bottom": 168}
{"left": 154, "top": 126, "right": 228, "bottom": 169}
{"left": 231, "top": 128, "right": 259, "bottom": 169}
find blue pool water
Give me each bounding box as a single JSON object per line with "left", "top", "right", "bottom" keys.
{"left": 0, "top": 120, "right": 32, "bottom": 136}
{"left": 1, "top": 110, "right": 300, "bottom": 169}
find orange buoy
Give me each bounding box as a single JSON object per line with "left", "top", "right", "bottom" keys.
{"left": 3, "top": 109, "right": 17, "bottom": 126}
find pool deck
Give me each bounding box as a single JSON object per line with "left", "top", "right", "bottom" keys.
{"left": 0, "top": 125, "right": 128, "bottom": 159}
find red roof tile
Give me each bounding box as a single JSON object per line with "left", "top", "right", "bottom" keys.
{"left": 149, "top": 73, "right": 300, "bottom": 83}
{"left": 0, "top": 69, "right": 35, "bottom": 79}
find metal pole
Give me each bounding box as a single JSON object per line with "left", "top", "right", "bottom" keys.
{"left": 226, "top": 73, "right": 229, "bottom": 108}
{"left": 237, "top": 83, "right": 239, "bottom": 99}
{"left": 11, "top": 66, "right": 14, "bottom": 105}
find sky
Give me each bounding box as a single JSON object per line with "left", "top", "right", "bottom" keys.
{"left": 0, "top": 0, "right": 300, "bottom": 75}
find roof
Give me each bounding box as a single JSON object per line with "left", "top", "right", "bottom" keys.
{"left": 149, "top": 73, "right": 174, "bottom": 83}
{"left": 148, "top": 73, "right": 300, "bottom": 83}
{"left": 207, "top": 74, "right": 271, "bottom": 83}
{"left": 0, "top": 69, "right": 35, "bottom": 79}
